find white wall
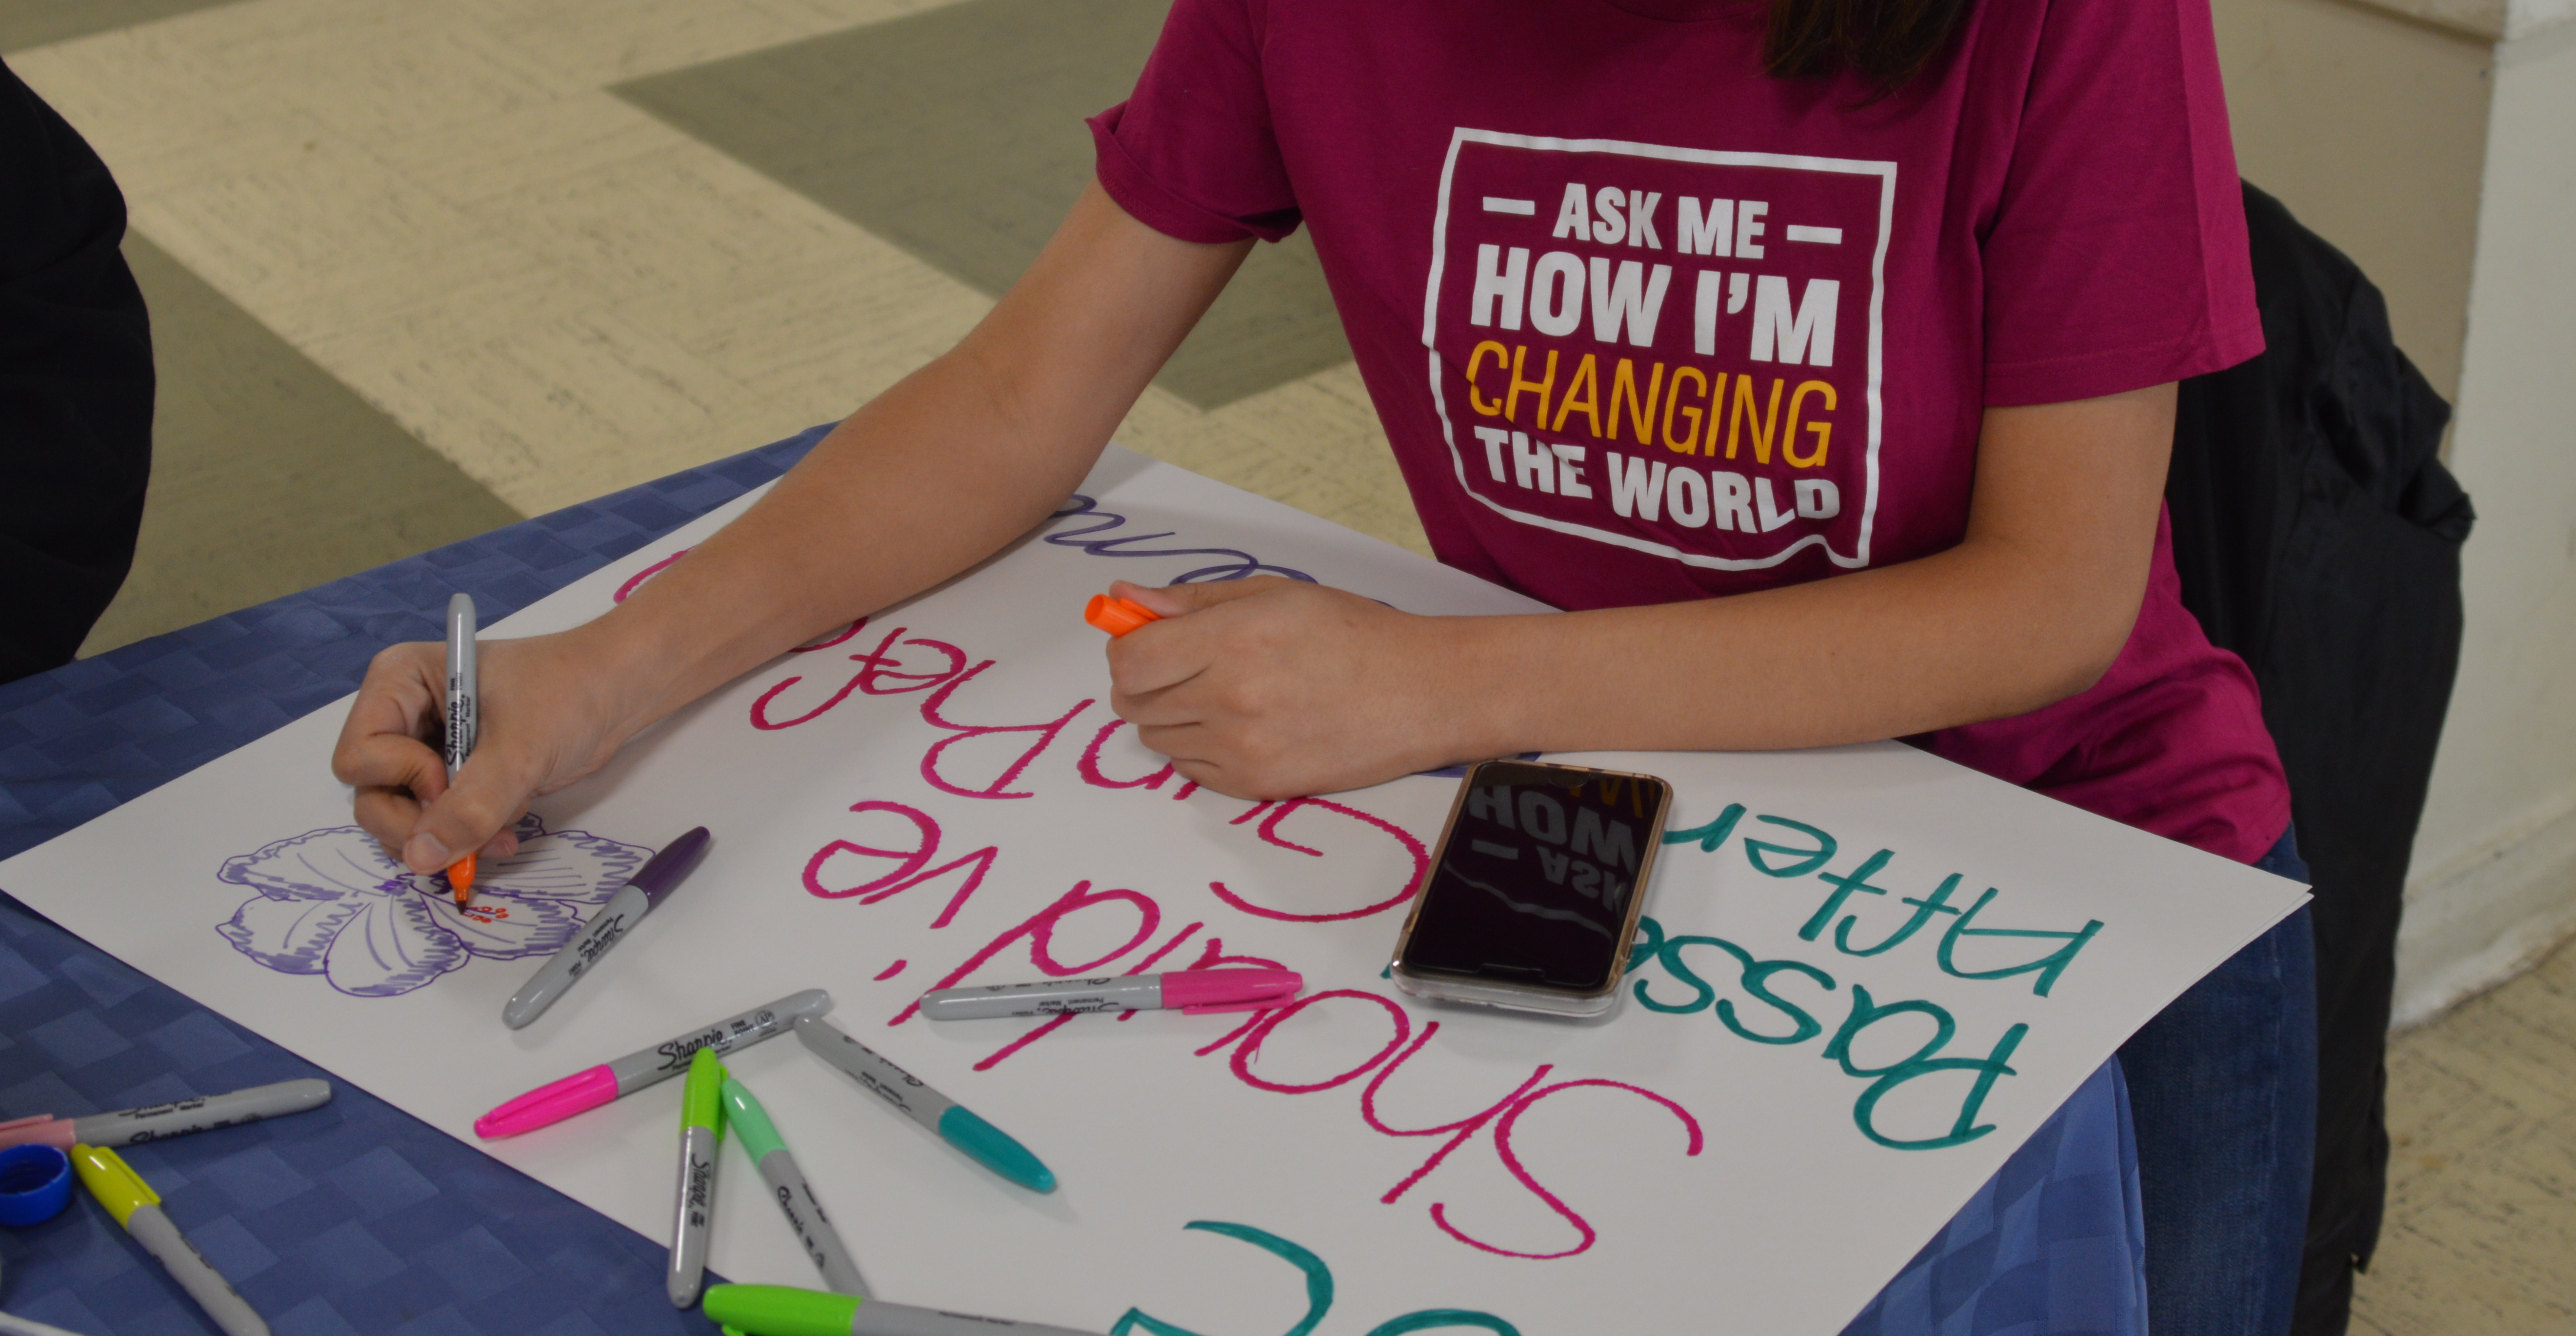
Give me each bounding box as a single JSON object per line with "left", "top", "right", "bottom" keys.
{"left": 2395, "top": 15, "right": 2576, "bottom": 1024}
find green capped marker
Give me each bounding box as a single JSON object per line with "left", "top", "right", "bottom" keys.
{"left": 705, "top": 1283, "right": 1106, "bottom": 1336}
{"left": 721, "top": 1078, "right": 869, "bottom": 1296}
{"left": 669, "top": 1047, "right": 727, "bottom": 1308}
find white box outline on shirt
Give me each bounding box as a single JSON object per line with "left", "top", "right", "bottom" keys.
{"left": 1420, "top": 127, "right": 1896, "bottom": 572}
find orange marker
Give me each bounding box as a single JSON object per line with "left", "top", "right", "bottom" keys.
{"left": 443, "top": 593, "right": 481, "bottom": 908}
{"left": 1084, "top": 593, "right": 1162, "bottom": 637}
{"left": 450, "top": 854, "right": 477, "bottom": 908}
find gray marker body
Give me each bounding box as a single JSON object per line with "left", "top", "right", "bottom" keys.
{"left": 752, "top": 1145, "right": 869, "bottom": 1296}
{"left": 128, "top": 1202, "right": 270, "bottom": 1336}
{"left": 0, "top": 1311, "right": 89, "bottom": 1336}
{"left": 849, "top": 1302, "right": 1106, "bottom": 1336}
{"left": 668, "top": 1123, "right": 719, "bottom": 1308}
{"left": 503, "top": 827, "right": 712, "bottom": 1030}
{"left": 75, "top": 1079, "right": 332, "bottom": 1148}
{"left": 610, "top": 989, "right": 834, "bottom": 1095}
{"left": 443, "top": 594, "right": 477, "bottom": 776}
{"left": 794, "top": 1016, "right": 955, "bottom": 1133}
{"left": 918, "top": 976, "right": 1162, "bottom": 1020}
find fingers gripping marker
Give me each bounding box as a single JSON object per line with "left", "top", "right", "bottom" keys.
{"left": 1084, "top": 594, "right": 1163, "bottom": 638}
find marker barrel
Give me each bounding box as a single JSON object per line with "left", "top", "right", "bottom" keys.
{"left": 74, "top": 1079, "right": 331, "bottom": 1149}
{"left": 669, "top": 1124, "right": 719, "bottom": 1308}
{"left": 130, "top": 1203, "right": 270, "bottom": 1336}
{"left": 755, "top": 1148, "right": 869, "bottom": 1296}
{"left": 477, "top": 990, "right": 831, "bottom": 1139}
{"left": 918, "top": 976, "right": 1161, "bottom": 1020}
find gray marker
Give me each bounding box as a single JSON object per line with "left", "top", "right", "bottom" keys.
{"left": 720, "top": 1077, "right": 868, "bottom": 1296}
{"left": 475, "top": 989, "right": 833, "bottom": 1139}
{"left": 0, "top": 1079, "right": 332, "bottom": 1152}
{"left": 502, "top": 827, "right": 713, "bottom": 1029}
{"left": 669, "top": 1048, "right": 725, "bottom": 1309}
{"left": 74, "top": 1145, "right": 269, "bottom": 1336}
{"left": 794, "top": 1016, "right": 1056, "bottom": 1192}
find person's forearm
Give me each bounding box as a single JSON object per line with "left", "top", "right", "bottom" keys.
{"left": 573, "top": 351, "right": 1103, "bottom": 738}
{"left": 546, "top": 182, "right": 1247, "bottom": 748}
{"left": 1445, "top": 534, "right": 2145, "bottom": 759}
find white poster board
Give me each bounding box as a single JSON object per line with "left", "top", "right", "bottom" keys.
{"left": 0, "top": 446, "right": 2305, "bottom": 1335}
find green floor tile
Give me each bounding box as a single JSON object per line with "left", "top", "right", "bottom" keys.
{"left": 0, "top": 0, "right": 248, "bottom": 53}
{"left": 615, "top": 0, "right": 1350, "bottom": 410}
{"left": 80, "top": 231, "right": 522, "bottom": 656}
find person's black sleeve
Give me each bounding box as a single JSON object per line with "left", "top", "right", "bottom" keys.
{"left": 0, "top": 55, "right": 153, "bottom": 685}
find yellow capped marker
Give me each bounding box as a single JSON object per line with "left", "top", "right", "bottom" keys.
{"left": 72, "top": 1144, "right": 270, "bottom": 1336}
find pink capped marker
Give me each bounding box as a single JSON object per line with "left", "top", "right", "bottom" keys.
{"left": 917, "top": 969, "right": 1304, "bottom": 1020}
{"left": 474, "top": 989, "right": 831, "bottom": 1139}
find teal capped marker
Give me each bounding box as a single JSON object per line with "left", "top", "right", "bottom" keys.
{"left": 792, "top": 1016, "right": 1056, "bottom": 1192}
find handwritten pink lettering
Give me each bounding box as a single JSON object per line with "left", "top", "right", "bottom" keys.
{"left": 613, "top": 550, "right": 687, "bottom": 603}
{"left": 751, "top": 626, "right": 969, "bottom": 730}
{"left": 917, "top": 662, "right": 1093, "bottom": 799}
{"left": 1209, "top": 798, "right": 1432, "bottom": 923}
{"left": 1361, "top": 1021, "right": 1555, "bottom": 1205}
{"left": 1077, "top": 719, "right": 1176, "bottom": 791}
{"left": 801, "top": 799, "right": 998, "bottom": 928}
{"left": 1428, "top": 1079, "right": 1705, "bottom": 1260}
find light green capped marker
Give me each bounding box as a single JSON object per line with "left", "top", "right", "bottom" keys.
{"left": 720, "top": 1077, "right": 869, "bottom": 1296}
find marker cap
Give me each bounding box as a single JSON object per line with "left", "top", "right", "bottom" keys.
{"left": 718, "top": 1079, "right": 785, "bottom": 1162}
{"left": 936, "top": 1105, "right": 1057, "bottom": 1193}
{"left": 703, "top": 1283, "right": 860, "bottom": 1336}
{"left": 1161, "top": 968, "right": 1305, "bottom": 1015}
{"left": 1082, "top": 594, "right": 1161, "bottom": 637}
{"left": 0, "top": 1143, "right": 74, "bottom": 1226}
{"left": 0, "top": 1113, "right": 73, "bottom": 1152}
{"left": 474, "top": 1065, "right": 617, "bottom": 1139}
{"left": 682, "top": 1047, "right": 728, "bottom": 1134}
{"left": 68, "top": 1143, "right": 158, "bottom": 1227}
{"left": 631, "top": 826, "right": 713, "bottom": 909}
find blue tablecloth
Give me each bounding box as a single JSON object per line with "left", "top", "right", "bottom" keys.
{"left": 0, "top": 424, "right": 2146, "bottom": 1335}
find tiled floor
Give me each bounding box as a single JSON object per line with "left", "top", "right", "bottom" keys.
{"left": 3, "top": 2, "right": 2570, "bottom": 1332}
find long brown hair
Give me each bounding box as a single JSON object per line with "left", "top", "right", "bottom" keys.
{"left": 1764, "top": 0, "right": 1972, "bottom": 92}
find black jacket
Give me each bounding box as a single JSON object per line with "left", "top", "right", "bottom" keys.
{"left": 0, "top": 56, "right": 153, "bottom": 682}
{"left": 2167, "top": 181, "right": 2473, "bottom": 1336}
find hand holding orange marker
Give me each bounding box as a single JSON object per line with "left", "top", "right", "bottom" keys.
{"left": 442, "top": 593, "right": 479, "bottom": 907}
{"left": 1083, "top": 592, "right": 1162, "bottom": 637}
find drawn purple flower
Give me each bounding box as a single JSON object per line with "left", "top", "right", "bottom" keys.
{"left": 214, "top": 814, "right": 651, "bottom": 997}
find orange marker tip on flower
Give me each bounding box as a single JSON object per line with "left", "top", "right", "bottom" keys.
{"left": 450, "top": 854, "right": 477, "bottom": 907}
{"left": 1084, "top": 593, "right": 1162, "bottom": 638}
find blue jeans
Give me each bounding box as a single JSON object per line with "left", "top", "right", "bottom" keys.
{"left": 2117, "top": 827, "right": 2316, "bottom": 1336}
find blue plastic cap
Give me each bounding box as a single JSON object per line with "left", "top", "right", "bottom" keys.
{"left": 937, "top": 1105, "right": 1057, "bottom": 1193}
{"left": 0, "top": 1143, "right": 73, "bottom": 1226}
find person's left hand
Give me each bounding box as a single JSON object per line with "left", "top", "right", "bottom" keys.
{"left": 1102, "top": 577, "right": 1477, "bottom": 798}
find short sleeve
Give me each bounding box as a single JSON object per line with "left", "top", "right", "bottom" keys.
{"left": 1979, "top": 0, "right": 2261, "bottom": 406}
{"left": 1087, "top": 0, "right": 1303, "bottom": 245}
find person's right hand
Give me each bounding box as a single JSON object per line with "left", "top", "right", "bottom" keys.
{"left": 331, "top": 630, "right": 633, "bottom": 874}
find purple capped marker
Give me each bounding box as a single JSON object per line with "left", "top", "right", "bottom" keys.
{"left": 502, "top": 826, "right": 713, "bottom": 1030}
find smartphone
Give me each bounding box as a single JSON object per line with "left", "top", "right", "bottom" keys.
{"left": 1388, "top": 758, "right": 1673, "bottom": 1018}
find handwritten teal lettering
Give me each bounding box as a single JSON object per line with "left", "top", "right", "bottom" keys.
{"left": 1798, "top": 848, "right": 1893, "bottom": 941}
{"left": 1661, "top": 802, "right": 1746, "bottom": 853}
{"left": 1111, "top": 1220, "right": 1332, "bottom": 1336}
{"left": 1822, "top": 984, "right": 1956, "bottom": 1077}
{"left": 1851, "top": 1022, "right": 2029, "bottom": 1151}
{"left": 1937, "top": 888, "right": 2104, "bottom": 997}
{"left": 1834, "top": 873, "right": 1966, "bottom": 957}
{"left": 1363, "top": 1314, "right": 1523, "bottom": 1336}
{"left": 1742, "top": 815, "right": 1837, "bottom": 877}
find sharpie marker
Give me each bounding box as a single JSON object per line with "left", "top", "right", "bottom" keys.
{"left": 793, "top": 1016, "right": 1055, "bottom": 1193}
{"left": 721, "top": 1078, "right": 868, "bottom": 1296}
{"left": 444, "top": 593, "right": 479, "bottom": 907}
{"left": 501, "top": 826, "right": 713, "bottom": 1029}
{"left": 919, "top": 969, "right": 1302, "bottom": 1021}
{"left": 669, "top": 1048, "right": 726, "bottom": 1309}
{"left": 1082, "top": 594, "right": 1161, "bottom": 637}
{"left": 0, "top": 1079, "right": 331, "bottom": 1151}
{"left": 475, "top": 989, "right": 833, "bottom": 1138}
{"left": 706, "top": 1283, "right": 1106, "bottom": 1336}
{"left": 73, "top": 1144, "right": 269, "bottom": 1336}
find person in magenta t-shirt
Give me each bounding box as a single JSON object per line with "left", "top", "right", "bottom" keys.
{"left": 331, "top": 1, "right": 2312, "bottom": 1330}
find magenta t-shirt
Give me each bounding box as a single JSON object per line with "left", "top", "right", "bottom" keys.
{"left": 1090, "top": 0, "right": 2290, "bottom": 862}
